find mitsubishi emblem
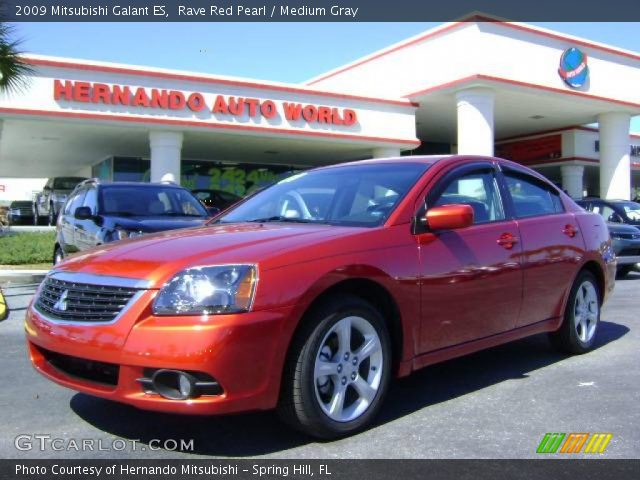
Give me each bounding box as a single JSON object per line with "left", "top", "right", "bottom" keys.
{"left": 53, "top": 290, "right": 69, "bottom": 312}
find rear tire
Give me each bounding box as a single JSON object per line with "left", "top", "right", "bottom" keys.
{"left": 277, "top": 294, "right": 392, "bottom": 439}
{"left": 550, "top": 270, "right": 600, "bottom": 354}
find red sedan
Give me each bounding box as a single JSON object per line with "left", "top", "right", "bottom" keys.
{"left": 25, "top": 156, "right": 615, "bottom": 438}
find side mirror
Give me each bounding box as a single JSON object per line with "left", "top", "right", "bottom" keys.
{"left": 74, "top": 206, "right": 93, "bottom": 220}
{"left": 43, "top": 186, "right": 52, "bottom": 192}
{"left": 425, "top": 204, "right": 474, "bottom": 231}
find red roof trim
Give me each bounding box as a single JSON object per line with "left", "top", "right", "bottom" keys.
{"left": 306, "top": 18, "right": 640, "bottom": 86}
{"left": 0, "top": 107, "right": 420, "bottom": 147}
{"left": 405, "top": 74, "right": 640, "bottom": 110}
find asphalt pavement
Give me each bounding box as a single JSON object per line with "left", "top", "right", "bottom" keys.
{"left": 1, "top": 274, "right": 638, "bottom": 459}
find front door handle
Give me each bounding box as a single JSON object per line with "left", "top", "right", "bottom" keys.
{"left": 497, "top": 232, "right": 519, "bottom": 249}
{"left": 563, "top": 224, "right": 579, "bottom": 238}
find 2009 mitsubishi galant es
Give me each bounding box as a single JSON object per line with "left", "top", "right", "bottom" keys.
{"left": 26, "top": 156, "right": 615, "bottom": 438}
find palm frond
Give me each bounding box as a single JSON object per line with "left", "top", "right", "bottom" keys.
{"left": 0, "top": 22, "right": 33, "bottom": 93}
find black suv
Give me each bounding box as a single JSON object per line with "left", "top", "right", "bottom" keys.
{"left": 577, "top": 198, "right": 640, "bottom": 277}
{"left": 578, "top": 198, "right": 640, "bottom": 226}
{"left": 54, "top": 180, "right": 211, "bottom": 264}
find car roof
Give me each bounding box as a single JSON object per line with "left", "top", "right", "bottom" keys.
{"left": 98, "top": 182, "right": 184, "bottom": 189}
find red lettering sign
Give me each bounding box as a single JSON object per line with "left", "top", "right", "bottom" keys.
{"left": 53, "top": 80, "right": 359, "bottom": 127}
{"left": 495, "top": 135, "right": 562, "bottom": 164}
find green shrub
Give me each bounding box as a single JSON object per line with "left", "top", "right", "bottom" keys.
{"left": 0, "top": 232, "right": 56, "bottom": 265}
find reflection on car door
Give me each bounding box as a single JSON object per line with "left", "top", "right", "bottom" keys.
{"left": 60, "top": 188, "right": 86, "bottom": 254}
{"left": 75, "top": 187, "right": 100, "bottom": 251}
{"left": 502, "top": 168, "right": 585, "bottom": 327}
{"left": 418, "top": 163, "right": 523, "bottom": 353}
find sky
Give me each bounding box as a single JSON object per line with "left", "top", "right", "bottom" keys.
{"left": 10, "top": 21, "right": 640, "bottom": 131}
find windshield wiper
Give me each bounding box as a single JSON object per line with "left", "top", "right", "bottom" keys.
{"left": 159, "top": 212, "right": 206, "bottom": 217}
{"left": 246, "top": 216, "right": 317, "bottom": 223}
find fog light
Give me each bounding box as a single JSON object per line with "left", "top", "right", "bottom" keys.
{"left": 151, "top": 369, "right": 198, "bottom": 400}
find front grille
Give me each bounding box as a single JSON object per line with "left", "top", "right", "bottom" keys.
{"left": 619, "top": 248, "right": 640, "bottom": 257}
{"left": 35, "top": 277, "right": 138, "bottom": 323}
{"left": 38, "top": 346, "right": 119, "bottom": 386}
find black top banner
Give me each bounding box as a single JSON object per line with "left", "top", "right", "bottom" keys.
{"left": 2, "top": 0, "right": 640, "bottom": 22}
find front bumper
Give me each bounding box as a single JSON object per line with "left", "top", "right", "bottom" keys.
{"left": 613, "top": 238, "right": 640, "bottom": 266}
{"left": 25, "top": 290, "right": 296, "bottom": 415}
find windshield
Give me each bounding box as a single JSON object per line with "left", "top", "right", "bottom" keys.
{"left": 621, "top": 202, "right": 640, "bottom": 221}
{"left": 216, "top": 163, "right": 430, "bottom": 227}
{"left": 53, "top": 177, "right": 86, "bottom": 190}
{"left": 100, "top": 186, "right": 208, "bottom": 217}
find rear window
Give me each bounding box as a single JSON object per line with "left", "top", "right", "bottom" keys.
{"left": 53, "top": 177, "right": 86, "bottom": 190}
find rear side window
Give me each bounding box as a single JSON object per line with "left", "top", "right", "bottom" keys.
{"left": 504, "top": 172, "right": 564, "bottom": 218}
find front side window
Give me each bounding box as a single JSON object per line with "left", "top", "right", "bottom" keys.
{"left": 431, "top": 170, "right": 505, "bottom": 224}
{"left": 99, "top": 187, "right": 208, "bottom": 217}
{"left": 82, "top": 188, "right": 98, "bottom": 215}
{"left": 217, "top": 163, "right": 430, "bottom": 227}
{"left": 64, "top": 190, "right": 86, "bottom": 215}
{"left": 504, "top": 172, "right": 564, "bottom": 218}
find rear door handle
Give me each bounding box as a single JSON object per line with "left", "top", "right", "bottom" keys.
{"left": 563, "top": 224, "right": 579, "bottom": 238}
{"left": 497, "top": 232, "right": 519, "bottom": 249}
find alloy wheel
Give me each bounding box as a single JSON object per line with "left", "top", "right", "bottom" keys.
{"left": 574, "top": 281, "right": 598, "bottom": 343}
{"left": 313, "top": 315, "right": 384, "bottom": 423}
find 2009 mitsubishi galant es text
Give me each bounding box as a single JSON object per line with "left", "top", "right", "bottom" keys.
{"left": 26, "top": 156, "right": 615, "bottom": 438}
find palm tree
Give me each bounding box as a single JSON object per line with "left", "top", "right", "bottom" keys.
{"left": 0, "top": 22, "right": 32, "bottom": 93}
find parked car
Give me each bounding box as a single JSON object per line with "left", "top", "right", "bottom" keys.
{"left": 577, "top": 199, "right": 640, "bottom": 277}
{"left": 578, "top": 197, "right": 640, "bottom": 227}
{"left": 191, "top": 189, "right": 242, "bottom": 214}
{"left": 27, "top": 156, "right": 615, "bottom": 439}
{"left": 52, "top": 179, "right": 211, "bottom": 264}
{"left": 33, "top": 177, "right": 87, "bottom": 226}
{"left": 8, "top": 200, "right": 35, "bottom": 225}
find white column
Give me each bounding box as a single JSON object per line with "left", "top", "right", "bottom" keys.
{"left": 456, "top": 88, "right": 495, "bottom": 156}
{"left": 371, "top": 147, "right": 401, "bottom": 159}
{"left": 149, "top": 131, "right": 183, "bottom": 184}
{"left": 598, "top": 113, "right": 630, "bottom": 200}
{"left": 561, "top": 165, "right": 584, "bottom": 199}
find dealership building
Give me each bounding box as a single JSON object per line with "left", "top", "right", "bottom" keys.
{"left": 1, "top": 16, "right": 640, "bottom": 202}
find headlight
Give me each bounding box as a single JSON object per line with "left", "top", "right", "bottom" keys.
{"left": 112, "top": 228, "right": 144, "bottom": 241}
{"left": 153, "top": 265, "right": 257, "bottom": 315}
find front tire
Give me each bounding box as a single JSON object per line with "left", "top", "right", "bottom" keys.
{"left": 278, "top": 294, "right": 392, "bottom": 439}
{"left": 48, "top": 206, "right": 56, "bottom": 226}
{"left": 53, "top": 245, "right": 64, "bottom": 265}
{"left": 550, "top": 270, "right": 600, "bottom": 354}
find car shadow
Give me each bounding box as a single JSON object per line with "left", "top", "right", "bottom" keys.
{"left": 70, "top": 320, "right": 629, "bottom": 457}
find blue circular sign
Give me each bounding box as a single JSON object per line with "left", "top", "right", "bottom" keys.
{"left": 559, "top": 48, "right": 589, "bottom": 88}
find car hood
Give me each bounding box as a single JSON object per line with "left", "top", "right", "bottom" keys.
{"left": 110, "top": 215, "right": 208, "bottom": 232}
{"left": 56, "top": 222, "right": 368, "bottom": 287}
